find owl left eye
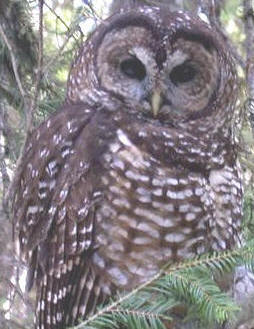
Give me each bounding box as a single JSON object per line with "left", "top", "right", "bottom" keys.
{"left": 120, "top": 57, "right": 146, "bottom": 81}
{"left": 170, "top": 62, "right": 197, "bottom": 85}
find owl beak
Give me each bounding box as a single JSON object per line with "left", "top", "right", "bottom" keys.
{"left": 151, "top": 90, "right": 162, "bottom": 117}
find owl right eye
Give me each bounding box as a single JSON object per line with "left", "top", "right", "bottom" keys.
{"left": 170, "top": 62, "right": 197, "bottom": 85}
{"left": 120, "top": 57, "right": 146, "bottom": 81}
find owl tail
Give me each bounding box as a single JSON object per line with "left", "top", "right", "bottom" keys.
{"left": 35, "top": 255, "right": 107, "bottom": 329}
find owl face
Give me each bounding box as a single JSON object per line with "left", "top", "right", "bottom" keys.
{"left": 97, "top": 26, "right": 220, "bottom": 126}
{"left": 68, "top": 7, "right": 236, "bottom": 128}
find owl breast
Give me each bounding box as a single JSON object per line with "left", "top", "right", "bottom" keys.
{"left": 91, "top": 127, "right": 242, "bottom": 291}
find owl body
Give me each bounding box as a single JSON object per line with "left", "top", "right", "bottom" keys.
{"left": 91, "top": 109, "right": 242, "bottom": 291}
{"left": 13, "top": 6, "right": 242, "bottom": 329}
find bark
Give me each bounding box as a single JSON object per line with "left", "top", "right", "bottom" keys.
{"left": 244, "top": 0, "right": 254, "bottom": 135}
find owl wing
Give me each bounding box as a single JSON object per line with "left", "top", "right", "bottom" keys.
{"left": 13, "top": 103, "right": 105, "bottom": 328}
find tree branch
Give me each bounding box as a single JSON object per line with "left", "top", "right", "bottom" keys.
{"left": 4, "top": 0, "right": 44, "bottom": 205}
{"left": 27, "top": 0, "right": 44, "bottom": 134}
{"left": 0, "top": 25, "right": 27, "bottom": 103}
{"left": 44, "top": 1, "right": 81, "bottom": 42}
{"left": 243, "top": 0, "right": 254, "bottom": 135}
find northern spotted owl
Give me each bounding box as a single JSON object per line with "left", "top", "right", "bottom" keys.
{"left": 13, "top": 5, "right": 243, "bottom": 329}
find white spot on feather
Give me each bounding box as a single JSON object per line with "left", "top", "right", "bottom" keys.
{"left": 62, "top": 148, "right": 70, "bottom": 158}
{"left": 39, "top": 181, "right": 47, "bottom": 189}
{"left": 108, "top": 267, "right": 128, "bottom": 286}
{"left": 47, "top": 160, "right": 58, "bottom": 176}
{"left": 78, "top": 206, "right": 88, "bottom": 217}
{"left": 185, "top": 213, "right": 196, "bottom": 221}
{"left": 84, "top": 240, "right": 91, "bottom": 249}
{"left": 49, "top": 180, "right": 56, "bottom": 190}
{"left": 86, "top": 222, "right": 93, "bottom": 233}
{"left": 117, "top": 129, "right": 132, "bottom": 146}
{"left": 209, "top": 169, "right": 228, "bottom": 186}
{"left": 166, "top": 177, "right": 178, "bottom": 185}
{"left": 152, "top": 178, "right": 164, "bottom": 187}
{"left": 113, "top": 158, "right": 125, "bottom": 170}
{"left": 53, "top": 294, "right": 57, "bottom": 304}
{"left": 47, "top": 291, "right": 51, "bottom": 302}
{"left": 137, "top": 222, "right": 160, "bottom": 238}
{"left": 133, "top": 236, "right": 153, "bottom": 245}
{"left": 48, "top": 206, "right": 57, "bottom": 216}
{"left": 40, "top": 300, "right": 45, "bottom": 311}
{"left": 59, "top": 189, "right": 68, "bottom": 202}
{"left": 109, "top": 142, "right": 121, "bottom": 153}
{"left": 70, "top": 225, "right": 77, "bottom": 236}
{"left": 40, "top": 148, "right": 49, "bottom": 158}
{"left": 27, "top": 206, "right": 43, "bottom": 215}
{"left": 165, "top": 232, "right": 185, "bottom": 243}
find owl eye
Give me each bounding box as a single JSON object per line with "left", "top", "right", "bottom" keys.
{"left": 170, "top": 62, "right": 197, "bottom": 85}
{"left": 120, "top": 57, "right": 146, "bottom": 81}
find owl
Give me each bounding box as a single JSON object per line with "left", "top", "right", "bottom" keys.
{"left": 13, "top": 5, "right": 243, "bottom": 329}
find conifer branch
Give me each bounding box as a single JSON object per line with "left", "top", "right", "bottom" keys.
{"left": 72, "top": 242, "right": 254, "bottom": 329}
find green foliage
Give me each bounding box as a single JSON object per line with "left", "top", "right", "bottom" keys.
{"left": 243, "top": 187, "right": 254, "bottom": 239}
{"left": 71, "top": 242, "right": 254, "bottom": 329}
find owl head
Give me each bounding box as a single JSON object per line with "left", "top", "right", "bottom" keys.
{"left": 67, "top": 6, "right": 238, "bottom": 130}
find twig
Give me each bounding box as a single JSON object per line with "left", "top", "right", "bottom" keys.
{"left": 0, "top": 108, "right": 11, "bottom": 208}
{"left": 109, "top": 307, "right": 168, "bottom": 321}
{"left": 43, "top": 31, "right": 74, "bottom": 74}
{"left": 84, "top": 1, "right": 102, "bottom": 21}
{"left": 7, "top": 278, "right": 34, "bottom": 312}
{"left": 4, "top": 0, "right": 44, "bottom": 205}
{"left": 0, "top": 25, "right": 28, "bottom": 103}
{"left": 27, "top": 0, "right": 44, "bottom": 134}
{"left": 244, "top": 0, "right": 254, "bottom": 96}
{"left": 0, "top": 156, "right": 10, "bottom": 211}
{"left": 44, "top": 1, "right": 82, "bottom": 42}
{"left": 42, "top": 10, "right": 90, "bottom": 74}
{"left": 44, "top": 1, "right": 72, "bottom": 34}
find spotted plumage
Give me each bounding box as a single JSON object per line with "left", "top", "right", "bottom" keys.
{"left": 13, "top": 5, "right": 242, "bottom": 329}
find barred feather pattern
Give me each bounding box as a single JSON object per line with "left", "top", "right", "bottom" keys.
{"left": 13, "top": 104, "right": 116, "bottom": 328}
{"left": 13, "top": 6, "right": 244, "bottom": 329}
{"left": 36, "top": 256, "right": 109, "bottom": 328}
{"left": 14, "top": 105, "right": 243, "bottom": 328}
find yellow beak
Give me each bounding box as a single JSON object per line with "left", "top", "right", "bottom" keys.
{"left": 151, "top": 90, "right": 162, "bottom": 117}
